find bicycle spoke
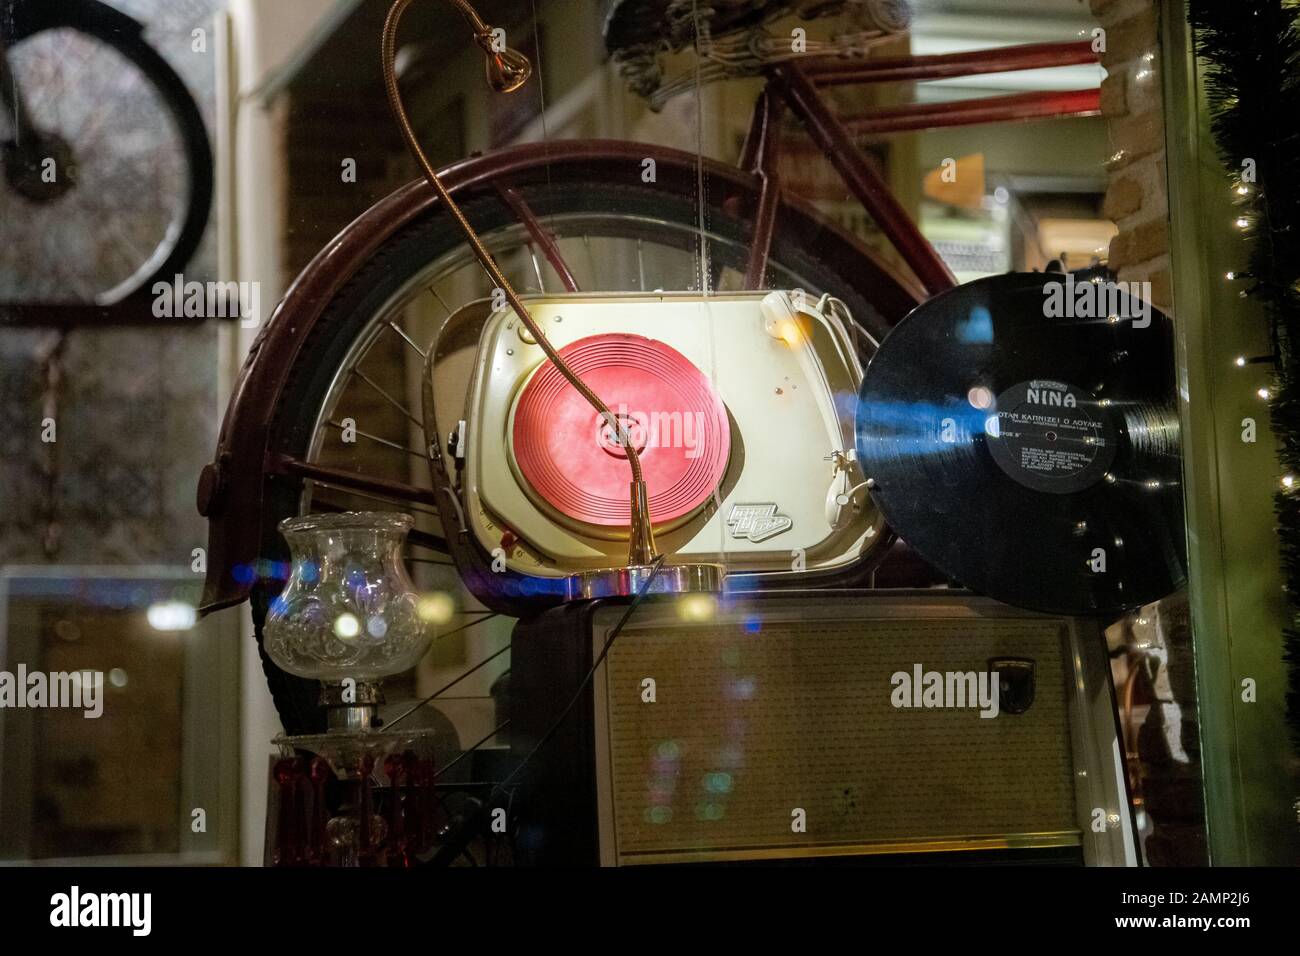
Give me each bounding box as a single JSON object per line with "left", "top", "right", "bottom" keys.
{"left": 583, "top": 233, "right": 596, "bottom": 285}
{"left": 385, "top": 637, "right": 508, "bottom": 730}
{"left": 315, "top": 515, "right": 448, "bottom": 566}
{"left": 353, "top": 369, "right": 424, "bottom": 429}
{"left": 434, "top": 719, "right": 512, "bottom": 780}
{"left": 529, "top": 246, "right": 546, "bottom": 292}
{"left": 326, "top": 419, "right": 428, "bottom": 459}
{"left": 50, "top": 36, "right": 67, "bottom": 130}
{"left": 106, "top": 218, "right": 152, "bottom": 271}
{"left": 427, "top": 285, "right": 453, "bottom": 315}
{"left": 387, "top": 320, "right": 429, "bottom": 359}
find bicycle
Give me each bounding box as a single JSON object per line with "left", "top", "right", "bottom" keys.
{"left": 0, "top": 0, "right": 212, "bottom": 309}
{"left": 196, "top": 0, "right": 1102, "bottom": 857}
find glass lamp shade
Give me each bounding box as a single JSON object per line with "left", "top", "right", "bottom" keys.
{"left": 263, "top": 511, "right": 429, "bottom": 681}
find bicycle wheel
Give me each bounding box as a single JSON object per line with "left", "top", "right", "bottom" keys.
{"left": 0, "top": 0, "right": 213, "bottom": 304}
{"left": 250, "top": 171, "right": 907, "bottom": 736}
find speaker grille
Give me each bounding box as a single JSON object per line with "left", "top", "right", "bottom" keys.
{"left": 601, "top": 616, "right": 1078, "bottom": 862}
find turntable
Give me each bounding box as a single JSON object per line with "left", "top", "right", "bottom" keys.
{"left": 423, "top": 289, "right": 889, "bottom": 607}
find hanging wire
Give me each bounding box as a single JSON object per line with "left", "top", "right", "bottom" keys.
{"left": 527, "top": 0, "right": 555, "bottom": 234}
{"left": 691, "top": 0, "right": 710, "bottom": 294}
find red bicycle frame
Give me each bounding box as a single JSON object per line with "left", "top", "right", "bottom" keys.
{"left": 743, "top": 40, "right": 1100, "bottom": 296}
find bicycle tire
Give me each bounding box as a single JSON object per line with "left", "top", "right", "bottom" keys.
{"left": 3, "top": 0, "right": 213, "bottom": 303}
{"left": 252, "top": 177, "right": 896, "bottom": 734}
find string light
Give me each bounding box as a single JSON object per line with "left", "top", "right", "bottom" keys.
{"left": 1236, "top": 216, "right": 1251, "bottom": 229}
{"left": 1259, "top": 387, "right": 1272, "bottom": 400}
{"left": 1283, "top": 474, "right": 1296, "bottom": 490}
{"left": 1235, "top": 353, "right": 1275, "bottom": 366}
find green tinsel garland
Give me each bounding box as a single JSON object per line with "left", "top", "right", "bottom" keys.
{"left": 1188, "top": 0, "right": 1300, "bottom": 745}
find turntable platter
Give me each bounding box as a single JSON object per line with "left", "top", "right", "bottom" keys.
{"left": 509, "top": 333, "right": 731, "bottom": 528}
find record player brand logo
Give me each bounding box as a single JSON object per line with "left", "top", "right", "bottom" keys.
{"left": 1025, "top": 380, "right": 1076, "bottom": 407}
{"left": 726, "top": 503, "right": 793, "bottom": 542}
{"left": 1041, "top": 273, "right": 1151, "bottom": 329}
{"left": 593, "top": 404, "right": 707, "bottom": 459}
{"left": 890, "top": 664, "right": 1000, "bottom": 718}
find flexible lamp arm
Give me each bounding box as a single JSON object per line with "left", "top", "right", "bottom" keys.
{"left": 381, "top": 0, "right": 658, "bottom": 566}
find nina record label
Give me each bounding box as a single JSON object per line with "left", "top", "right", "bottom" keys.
{"left": 985, "top": 379, "right": 1117, "bottom": 495}
{"left": 855, "top": 271, "right": 1186, "bottom": 617}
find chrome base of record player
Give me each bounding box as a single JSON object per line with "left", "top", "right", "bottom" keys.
{"left": 565, "top": 562, "right": 724, "bottom": 601}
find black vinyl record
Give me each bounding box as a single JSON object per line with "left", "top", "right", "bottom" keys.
{"left": 855, "top": 271, "right": 1186, "bottom": 616}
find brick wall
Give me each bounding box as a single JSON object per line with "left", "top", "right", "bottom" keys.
{"left": 1091, "top": 0, "right": 1172, "bottom": 311}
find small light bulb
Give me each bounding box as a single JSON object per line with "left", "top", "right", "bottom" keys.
{"left": 1235, "top": 356, "right": 1247, "bottom": 367}
{"left": 1283, "top": 474, "right": 1296, "bottom": 489}
{"left": 1236, "top": 216, "right": 1250, "bottom": 229}
{"left": 1258, "top": 387, "right": 1271, "bottom": 400}
{"left": 1236, "top": 184, "right": 1249, "bottom": 195}
{"left": 1226, "top": 271, "right": 1236, "bottom": 280}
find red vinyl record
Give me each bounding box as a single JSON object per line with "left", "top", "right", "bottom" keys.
{"left": 510, "top": 333, "right": 730, "bottom": 527}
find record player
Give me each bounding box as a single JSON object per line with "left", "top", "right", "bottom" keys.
{"left": 423, "top": 288, "right": 890, "bottom": 608}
